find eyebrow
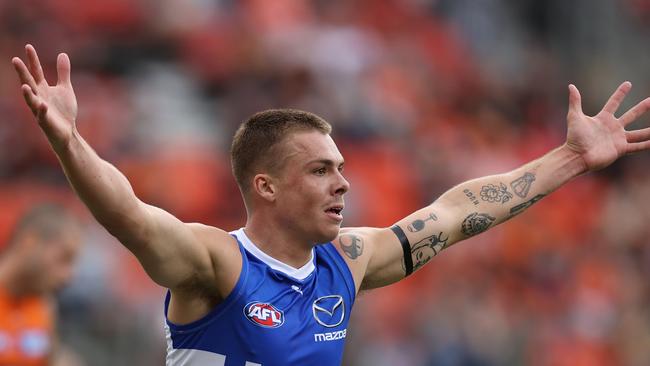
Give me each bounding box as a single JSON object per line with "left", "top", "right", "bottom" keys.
{"left": 306, "top": 159, "right": 345, "bottom": 167}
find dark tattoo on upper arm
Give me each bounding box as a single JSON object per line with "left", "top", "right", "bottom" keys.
{"left": 407, "top": 213, "right": 438, "bottom": 232}
{"left": 480, "top": 183, "right": 513, "bottom": 204}
{"left": 509, "top": 194, "right": 546, "bottom": 216}
{"left": 340, "top": 234, "right": 364, "bottom": 260}
{"left": 510, "top": 172, "right": 536, "bottom": 198}
{"left": 411, "top": 232, "right": 449, "bottom": 271}
{"left": 461, "top": 212, "right": 496, "bottom": 237}
{"left": 463, "top": 189, "right": 480, "bottom": 205}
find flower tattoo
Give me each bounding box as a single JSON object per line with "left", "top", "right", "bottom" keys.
{"left": 480, "top": 183, "right": 513, "bottom": 204}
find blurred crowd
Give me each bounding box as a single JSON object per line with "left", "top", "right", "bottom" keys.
{"left": 1, "top": 0, "right": 649, "bottom": 365}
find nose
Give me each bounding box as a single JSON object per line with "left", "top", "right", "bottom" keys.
{"left": 333, "top": 171, "right": 350, "bottom": 196}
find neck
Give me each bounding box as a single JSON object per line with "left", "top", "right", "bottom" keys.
{"left": 245, "top": 215, "right": 314, "bottom": 269}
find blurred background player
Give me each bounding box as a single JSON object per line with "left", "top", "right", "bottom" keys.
{"left": 0, "top": 203, "right": 84, "bottom": 366}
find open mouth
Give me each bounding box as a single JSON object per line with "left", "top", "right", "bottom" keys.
{"left": 327, "top": 207, "right": 343, "bottom": 215}
{"left": 325, "top": 205, "right": 344, "bottom": 221}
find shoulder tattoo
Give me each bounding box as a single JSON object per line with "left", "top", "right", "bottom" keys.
{"left": 339, "top": 234, "right": 364, "bottom": 260}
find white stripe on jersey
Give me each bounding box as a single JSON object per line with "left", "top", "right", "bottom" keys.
{"left": 167, "top": 348, "right": 226, "bottom": 365}
{"left": 165, "top": 322, "right": 261, "bottom": 365}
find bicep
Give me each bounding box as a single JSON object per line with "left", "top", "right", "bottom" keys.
{"left": 122, "top": 203, "right": 238, "bottom": 290}
{"left": 361, "top": 201, "right": 462, "bottom": 289}
{"left": 333, "top": 226, "right": 405, "bottom": 291}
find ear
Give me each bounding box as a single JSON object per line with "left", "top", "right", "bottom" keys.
{"left": 252, "top": 173, "right": 276, "bottom": 202}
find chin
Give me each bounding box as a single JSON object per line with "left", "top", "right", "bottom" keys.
{"left": 315, "top": 226, "right": 340, "bottom": 244}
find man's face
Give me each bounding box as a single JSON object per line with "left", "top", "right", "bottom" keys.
{"left": 24, "top": 227, "right": 82, "bottom": 295}
{"left": 271, "top": 131, "right": 350, "bottom": 244}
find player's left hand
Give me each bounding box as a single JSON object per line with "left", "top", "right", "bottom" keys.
{"left": 565, "top": 82, "right": 650, "bottom": 171}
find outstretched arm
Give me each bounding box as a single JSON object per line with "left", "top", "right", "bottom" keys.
{"left": 11, "top": 45, "right": 240, "bottom": 294}
{"left": 336, "top": 82, "right": 650, "bottom": 291}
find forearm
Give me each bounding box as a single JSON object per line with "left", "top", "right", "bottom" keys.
{"left": 437, "top": 144, "right": 587, "bottom": 245}
{"left": 366, "top": 82, "right": 650, "bottom": 286}
{"left": 54, "top": 129, "right": 148, "bottom": 243}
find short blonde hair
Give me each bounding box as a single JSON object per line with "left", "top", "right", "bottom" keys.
{"left": 230, "top": 109, "right": 332, "bottom": 192}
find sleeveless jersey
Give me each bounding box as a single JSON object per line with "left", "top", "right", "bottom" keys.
{"left": 164, "top": 228, "right": 356, "bottom": 366}
{"left": 0, "top": 286, "right": 53, "bottom": 366}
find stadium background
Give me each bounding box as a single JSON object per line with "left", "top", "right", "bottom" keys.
{"left": 1, "top": 0, "right": 649, "bottom": 365}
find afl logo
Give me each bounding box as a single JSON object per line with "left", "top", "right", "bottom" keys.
{"left": 244, "top": 302, "right": 285, "bottom": 328}
{"left": 312, "top": 295, "right": 345, "bottom": 328}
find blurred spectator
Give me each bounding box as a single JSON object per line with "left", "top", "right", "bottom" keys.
{"left": 0, "top": 202, "right": 83, "bottom": 366}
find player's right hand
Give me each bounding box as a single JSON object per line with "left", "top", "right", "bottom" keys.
{"left": 12, "top": 44, "right": 78, "bottom": 151}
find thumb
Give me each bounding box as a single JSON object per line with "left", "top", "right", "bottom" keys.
{"left": 568, "top": 84, "right": 583, "bottom": 117}
{"left": 56, "top": 53, "right": 71, "bottom": 86}
{"left": 36, "top": 101, "right": 48, "bottom": 123}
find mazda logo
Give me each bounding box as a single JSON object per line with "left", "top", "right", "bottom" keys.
{"left": 312, "top": 295, "right": 345, "bottom": 328}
